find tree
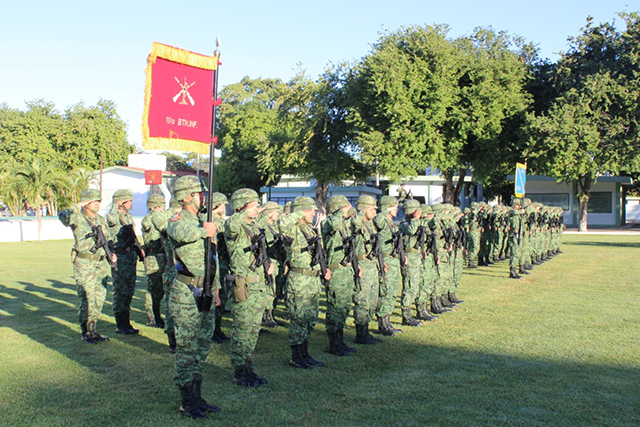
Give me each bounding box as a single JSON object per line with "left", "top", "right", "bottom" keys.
{"left": 527, "top": 12, "right": 640, "bottom": 231}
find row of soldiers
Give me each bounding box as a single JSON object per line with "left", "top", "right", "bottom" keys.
{"left": 461, "top": 198, "right": 565, "bottom": 278}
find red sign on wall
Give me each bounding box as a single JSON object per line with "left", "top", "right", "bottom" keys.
{"left": 145, "top": 170, "right": 163, "bottom": 185}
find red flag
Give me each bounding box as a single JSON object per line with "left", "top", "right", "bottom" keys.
{"left": 145, "top": 170, "right": 163, "bottom": 185}
{"left": 142, "top": 42, "right": 218, "bottom": 154}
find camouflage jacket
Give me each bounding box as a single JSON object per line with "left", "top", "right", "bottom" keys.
{"left": 280, "top": 211, "right": 320, "bottom": 270}
{"left": 373, "top": 212, "right": 398, "bottom": 257}
{"left": 59, "top": 204, "right": 113, "bottom": 257}
{"left": 322, "top": 211, "right": 352, "bottom": 266}
{"left": 167, "top": 209, "right": 209, "bottom": 279}
{"left": 224, "top": 210, "right": 264, "bottom": 278}
{"left": 141, "top": 209, "right": 164, "bottom": 254}
{"left": 106, "top": 204, "right": 136, "bottom": 251}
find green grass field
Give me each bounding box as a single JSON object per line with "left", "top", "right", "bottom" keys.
{"left": 1, "top": 235, "right": 639, "bottom": 426}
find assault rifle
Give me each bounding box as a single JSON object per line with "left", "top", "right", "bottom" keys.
{"left": 121, "top": 224, "right": 145, "bottom": 262}
{"left": 341, "top": 234, "right": 360, "bottom": 289}
{"left": 306, "top": 235, "right": 328, "bottom": 283}
{"left": 249, "top": 229, "right": 273, "bottom": 288}
{"left": 442, "top": 227, "right": 455, "bottom": 251}
{"left": 391, "top": 230, "right": 407, "bottom": 268}
{"left": 426, "top": 230, "right": 440, "bottom": 275}
{"left": 416, "top": 225, "right": 428, "bottom": 260}
{"left": 367, "top": 233, "right": 386, "bottom": 285}
{"left": 87, "top": 224, "right": 117, "bottom": 270}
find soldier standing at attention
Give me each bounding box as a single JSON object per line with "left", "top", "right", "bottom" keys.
{"left": 398, "top": 200, "right": 424, "bottom": 327}
{"left": 257, "top": 201, "right": 285, "bottom": 329}
{"left": 225, "top": 189, "right": 273, "bottom": 386}
{"left": 107, "top": 189, "right": 144, "bottom": 335}
{"left": 209, "top": 193, "right": 231, "bottom": 343}
{"left": 59, "top": 188, "right": 117, "bottom": 344}
{"left": 141, "top": 194, "right": 167, "bottom": 328}
{"left": 352, "top": 195, "right": 386, "bottom": 344}
{"left": 280, "top": 196, "right": 331, "bottom": 368}
{"left": 322, "top": 195, "right": 359, "bottom": 356}
{"left": 508, "top": 198, "right": 524, "bottom": 279}
{"left": 167, "top": 176, "right": 220, "bottom": 419}
{"left": 374, "top": 196, "right": 405, "bottom": 336}
{"left": 415, "top": 204, "right": 437, "bottom": 322}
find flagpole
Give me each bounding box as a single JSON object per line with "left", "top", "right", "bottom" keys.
{"left": 202, "top": 36, "right": 221, "bottom": 312}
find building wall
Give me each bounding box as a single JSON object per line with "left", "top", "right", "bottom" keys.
{"left": 95, "top": 169, "right": 170, "bottom": 217}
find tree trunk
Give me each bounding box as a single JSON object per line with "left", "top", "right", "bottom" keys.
{"left": 315, "top": 181, "right": 330, "bottom": 225}
{"left": 452, "top": 169, "right": 467, "bottom": 207}
{"left": 577, "top": 175, "right": 592, "bottom": 232}
{"left": 443, "top": 170, "right": 455, "bottom": 204}
{"left": 36, "top": 206, "right": 42, "bottom": 242}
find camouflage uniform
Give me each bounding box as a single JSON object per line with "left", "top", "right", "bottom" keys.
{"left": 210, "top": 193, "right": 231, "bottom": 344}
{"left": 431, "top": 204, "right": 453, "bottom": 314}
{"left": 322, "top": 195, "right": 357, "bottom": 356}
{"left": 281, "top": 196, "right": 326, "bottom": 368}
{"left": 416, "top": 204, "right": 438, "bottom": 321}
{"left": 58, "top": 188, "right": 113, "bottom": 344}
{"left": 106, "top": 189, "right": 140, "bottom": 334}
{"left": 466, "top": 202, "right": 481, "bottom": 268}
{"left": 398, "top": 199, "right": 425, "bottom": 326}
{"left": 141, "top": 194, "right": 166, "bottom": 328}
{"left": 226, "top": 189, "right": 271, "bottom": 386}
{"left": 508, "top": 198, "right": 524, "bottom": 279}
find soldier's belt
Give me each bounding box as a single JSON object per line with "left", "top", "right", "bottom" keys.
{"left": 405, "top": 248, "right": 421, "bottom": 254}
{"left": 226, "top": 274, "right": 262, "bottom": 284}
{"left": 289, "top": 267, "right": 322, "bottom": 277}
{"left": 327, "top": 263, "right": 347, "bottom": 270}
{"left": 382, "top": 252, "right": 397, "bottom": 258}
{"left": 176, "top": 274, "right": 205, "bottom": 288}
{"left": 356, "top": 254, "right": 368, "bottom": 261}
{"left": 76, "top": 252, "right": 105, "bottom": 261}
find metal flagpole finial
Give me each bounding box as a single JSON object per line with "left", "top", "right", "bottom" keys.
{"left": 215, "top": 35, "right": 221, "bottom": 56}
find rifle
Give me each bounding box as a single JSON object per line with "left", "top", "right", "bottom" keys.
{"left": 426, "top": 231, "right": 440, "bottom": 276}
{"left": 367, "top": 233, "right": 386, "bottom": 285}
{"left": 86, "top": 224, "right": 117, "bottom": 270}
{"left": 340, "top": 234, "right": 360, "bottom": 289}
{"left": 249, "top": 229, "right": 274, "bottom": 289}
{"left": 121, "top": 224, "right": 145, "bottom": 262}
{"left": 306, "top": 235, "right": 328, "bottom": 284}
{"left": 391, "top": 230, "right": 407, "bottom": 268}
{"left": 415, "top": 225, "right": 428, "bottom": 260}
{"left": 442, "top": 227, "right": 455, "bottom": 251}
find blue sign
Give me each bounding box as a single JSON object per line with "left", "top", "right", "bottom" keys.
{"left": 514, "top": 163, "right": 526, "bottom": 197}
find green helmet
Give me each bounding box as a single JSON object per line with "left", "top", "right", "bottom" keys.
{"left": 169, "top": 197, "right": 181, "bottom": 209}
{"left": 431, "top": 204, "right": 445, "bottom": 214}
{"left": 327, "top": 195, "right": 350, "bottom": 214}
{"left": 230, "top": 188, "right": 259, "bottom": 211}
{"left": 146, "top": 194, "right": 165, "bottom": 209}
{"left": 80, "top": 188, "right": 101, "bottom": 203}
{"left": 112, "top": 189, "right": 133, "bottom": 203}
{"left": 210, "top": 192, "right": 228, "bottom": 208}
{"left": 292, "top": 196, "right": 317, "bottom": 212}
{"left": 356, "top": 195, "right": 377, "bottom": 211}
{"left": 420, "top": 204, "right": 433, "bottom": 216}
{"left": 346, "top": 207, "right": 356, "bottom": 217}
{"left": 512, "top": 197, "right": 523, "bottom": 207}
{"left": 283, "top": 201, "right": 293, "bottom": 214}
{"left": 379, "top": 195, "right": 398, "bottom": 210}
{"left": 174, "top": 176, "right": 206, "bottom": 202}
{"left": 403, "top": 199, "right": 420, "bottom": 215}
{"left": 262, "top": 201, "right": 283, "bottom": 213}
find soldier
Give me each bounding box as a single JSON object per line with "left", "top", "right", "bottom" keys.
{"left": 257, "top": 201, "right": 286, "bottom": 329}
{"left": 225, "top": 189, "right": 273, "bottom": 386}
{"left": 508, "top": 198, "right": 524, "bottom": 279}
{"left": 466, "top": 202, "right": 481, "bottom": 268}
{"left": 415, "top": 204, "right": 437, "bottom": 321}
{"left": 397, "top": 183, "right": 408, "bottom": 201}
{"left": 374, "top": 196, "right": 405, "bottom": 335}
{"left": 166, "top": 176, "right": 220, "bottom": 419}
{"left": 352, "top": 195, "right": 386, "bottom": 344}
{"left": 209, "top": 193, "right": 231, "bottom": 344}
{"left": 430, "top": 204, "right": 453, "bottom": 314}
{"left": 107, "top": 189, "right": 144, "bottom": 335}
{"left": 59, "top": 188, "right": 116, "bottom": 344}
{"left": 152, "top": 197, "right": 182, "bottom": 353}
{"left": 398, "top": 199, "right": 424, "bottom": 327}
{"left": 141, "top": 194, "right": 167, "bottom": 328}
{"left": 281, "top": 196, "right": 331, "bottom": 367}
{"left": 322, "top": 195, "right": 359, "bottom": 356}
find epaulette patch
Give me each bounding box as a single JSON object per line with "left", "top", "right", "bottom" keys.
{"left": 170, "top": 214, "right": 182, "bottom": 222}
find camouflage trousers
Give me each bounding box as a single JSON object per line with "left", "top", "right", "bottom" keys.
{"left": 417, "top": 255, "right": 437, "bottom": 303}
{"left": 112, "top": 252, "right": 138, "bottom": 316}
{"left": 434, "top": 252, "right": 452, "bottom": 295}
{"left": 353, "top": 259, "right": 379, "bottom": 325}
{"left": 467, "top": 231, "right": 480, "bottom": 264}
{"left": 509, "top": 236, "right": 520, "bottom": 269}
{"left": 451, "top": 249, "right": 464, "bottom": 292}
{"left": 286, "top": 270, "right": 322, "bottom": 346}
{"left": 73, "top": 257, "right": 109, "bottom": 325}
{"left": 144, "top": 254, "right": 166, "bottom": 321}
{"left": 325, "top": 266, "right": 355, "bottom": 334}
{"left": 168, "top": 279, "right": 215, "bottom": 387}
{"left": 401, "top": 253, "right": 422, "bottom": 309}
{"left": 215, "top": 266, "right": 230, "bottom": 321}
{"left": 230, "top": 281, "right": 271, "bottom": 367}
{"left": 163, "top": 265, "right": 177, "bottom": 337}
{"left": 377, "top": 255, "right": 400, "bottom": 317}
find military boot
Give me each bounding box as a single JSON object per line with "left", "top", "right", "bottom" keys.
{"left": 192, "top": 375, "right": 221, "bottom": 413}
{"left": 336, "top": 329, "right": 357, "bottom": 353}
{"left": 519, "top": 265, "right": 530, "bottom": 275}
{"left": 301, "top": 341, "right": 324, "bottom": 367}
{"left": 88, "top": 320, "right": 109, "bottom": 342}
{"left": 402, "top": 308, "right": 423, "bottom": 327}
{"left": 178, "top": 383, "right": 207, "bottom": 419}
{"left": 233, "top": 365, "right": 261, "bottom": 386}
{"left": 261, "top": 309, "right": 279, "bottom": 328}
{"left": 468, "top": 259, "right": 478, "bottom": 269}
{"left": 377, "top": 316, "right": 395, "bottom": 336}
{"left": 326, "top": 331, "right": 349, "bottom": 356}
{"left": 115, "top": 313, "right": 135, "bottom": 335}
{"left": 416, "top": 303, "right": 435, "bottom": 321}
{"left": 449, "top": 292, "right": 463, "bottom": 304}
{"left": 436, "top": 296, "right": 452, "bottom": 313}
{"left": 509, "top": 267, "right": 522, "bottom": 279}
{"left": 354, "top": 323, "right": 377, "bottom": 344}
{"left": 167, "top": 331, "right": 177, "bottom": 353}
{"left": 289, "top": 344, "right": 313, "bottom": 369}
{"left": 81, "top": 322, "right": 97, "bottom": 344}
{"left": 246, "top": 361, "right": 268, "bottom": 385}
{"left": 385, "top": 315, "right": 403, "bottom": 333}
{"left": 211, "top": 315, "right": 229, "bottom": 344}
{"left": 440, "top": 293, "right": 456, "bottom": 308}
{"left": 365, "top": 323, "right": 383, "bottom": 343}
{"left": 152, "top": 304, "right": 164, "bottom": 329}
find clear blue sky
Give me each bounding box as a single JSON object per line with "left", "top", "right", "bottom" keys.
{"left": 1, "top": 0, "right": 634, "bottom": 148}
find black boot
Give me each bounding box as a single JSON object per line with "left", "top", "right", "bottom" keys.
{"left": 211, "top": 315, "right": 229, "bottom": 344}
{"left": 402, "top": 308, "right": 423, "bottom": 327}
{"left": 519, "top": 265, "right": 530, "bottom": 275}
{"left": 509, "top": 267, "right": 522, "bottom": 279}
{"left": 115, "top": 313, "right": 134, "bottom": 335}
{"left": 416, "top": 303, "right": 435, "bottom": 321}
{"left": 88, "top": 320, "right": 109, "bottom": 342}
{"left": 289, "top": 344, "right": 313, "bottom": 369}
{"left": 326, "top": 331, "right": 349, "bottom": 356}
{"left": 81, "top": 322, "right": 97, "bottom": 344}
{"left": 449, "top": 292, "right": 463, "bottom": 304}
{"left": 365, "top": 323, "right": 383, "bottom": 343}
{"left": 354, "top": 323, "right": 377, "bottom": 344}
{"left": 385, "top": 315, "right": 403, "bottom": 333}
{"left": 246, "top": 361, "right": 268, "bottom": 385}
{"left": 178, "top": 383, "right": 207, "bottom": 419}
{"left": 261, "top": 309, "right": 278, "bottom": 328}
{"left": 152, "top": 304, "right": 164, "bottom": 329}
{"left": 233, "top": 365, "right": 261, "bottom": 386}
{"left": 468, "top": 260, "right": 478, "bottom": 269}
{"left": 301, "top": 341, "right": 324, "bottom": 367}
{"left": 440, "top": 293, "right": 456, "bottom": 308}
{"left": 430, "top": 297, "right": 446, "bottom": 314}
{"left": 336, "top": 329, "right": 356, "bottom": 353}
{"left": 436, "top": 296, "right": 452, "bottom": 313}
{"left": 192, "top": 376, "right": 221, "bottom": 413}
{"left": 167, "top": 331, "right": 177, "bottom": 353}
{"left": 377, "top": 316, "right": 395, "bottom": 336}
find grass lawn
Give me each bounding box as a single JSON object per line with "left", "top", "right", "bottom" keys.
{"left": 0, "top": 234, "right": 639, "bottom": 426}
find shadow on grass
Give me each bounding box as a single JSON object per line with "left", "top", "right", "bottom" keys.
{"left": 563, "top": 240, "right": 640, "bottom": 248}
